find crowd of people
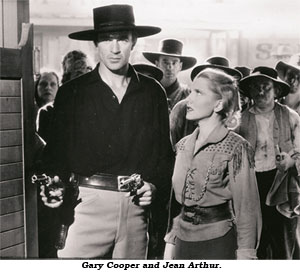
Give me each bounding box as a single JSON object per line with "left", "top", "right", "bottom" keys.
{"left": 33, "top": 4, "right": 300, "bottom": 260}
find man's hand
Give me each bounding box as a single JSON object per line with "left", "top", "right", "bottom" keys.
{"left": 127, "top": 181, "right": 156, "bottom": 206}
{"left": 275, "top": 152, "right": 295, "bottom": 172}
{"left": 40, "top": 176, "right": 65, "bottom": 208}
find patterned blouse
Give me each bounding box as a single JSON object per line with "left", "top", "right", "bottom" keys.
{"left": 166, "top": 123, "right": 262, "bottom": 259}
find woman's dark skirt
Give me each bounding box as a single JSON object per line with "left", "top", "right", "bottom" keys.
{"left": 174, "top": 227, "right": 237, "bottom": 259}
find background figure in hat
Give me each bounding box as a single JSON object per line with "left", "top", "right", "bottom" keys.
{"left": 133, "top": 62, "right": 165, "bottom": 259}
{"left": 38, "top": 4, "right": 173, "bottom": 259}
{"left": 276, "top": 54, "right": 300, "bottom": 259}
{"left": 143, "top": 39, "right": 196, "bottom": 111}
{"left": 164, "top": 68, "right": 261, "bottom": 260}
{"left": 234, "top": 66, "right": 253, "bottom": 112}
{"left": 169, "top": 56, "right": 242, "bottom": 148}
{"left": 276, "top": 53, "right": 300, "bottom": 116}
{"left": 236, "top": 66, "right": 300, "bottom": 259}
{"left": 133, "top": 63, "right": 163, "bottom": 81}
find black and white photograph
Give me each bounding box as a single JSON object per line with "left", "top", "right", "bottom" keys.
{"left": 0, "top": 0, "right": 299, "bottom": 270}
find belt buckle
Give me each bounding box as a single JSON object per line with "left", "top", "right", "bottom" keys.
{"left": 184, "top": 210, "right": 202, "bottom": 225}
{"left": 117, "top": 175, "right": 131, "bottom": 192}
{"left": 192, "top": 214, "right": 202, "bottom": 225}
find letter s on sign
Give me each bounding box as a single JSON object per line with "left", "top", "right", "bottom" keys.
{"left": 256, "top": 43, "right": 272, "bottom": 60}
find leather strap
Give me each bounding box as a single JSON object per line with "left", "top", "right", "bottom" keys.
{"left": 182, "top": 202, "right": 233, "bottom": 225}
{"left": 75, "top": 173, "right": 131, "bottom": 192}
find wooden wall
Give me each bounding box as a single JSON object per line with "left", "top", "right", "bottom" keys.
{"left": 0, "top": 0, "right": 37, "bottom": 258}
{"left": 0, "top": 80, "right": 25, "bottom": 257}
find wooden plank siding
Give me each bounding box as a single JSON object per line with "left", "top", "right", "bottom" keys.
{"left": 0, "top": 17, "right": 37, "bottom": 256}
{"left": 0, "top": 80, "right": 21, "bottom": 96}
{"left": 0, "top": 97, "right": 22, "bottom": 113}
{"left": 0, "top": 103, "right": 24, "bottom": 264}
{"left": 0, "top": 211, "right": 24, "bottom": 232}
{"left": 0, "top": 195, "right": 24, "bottom": 216}
{"left": 0, "top": 130, "right": 22, "bottom": 147}
{"left": 0, "top": 244, "right": 25, "bottom": 258}
{"left": 0, "top": 113, "right": 22, "bottom": 130}
{"left": 0, "top": 146, "right": 22, "bottom": 164}
{"left": 0, "top": 76, "right": 24, "bottom": 259}
{"left": 0, "top": 228, "right": 25, "bottom": 250}
{"left": 0, "top": 179, "right": 23, "bottom": 198}
{"left": 0, "top": 163, "right": 23, "bottom": 181}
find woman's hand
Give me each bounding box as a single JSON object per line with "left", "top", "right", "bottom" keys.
{"left": 164, "top": 243, "right": 175, "bottom": 259}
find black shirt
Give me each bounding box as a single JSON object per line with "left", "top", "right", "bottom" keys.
{"left": 42, "top": 64, "right": 174, "bottom": 193}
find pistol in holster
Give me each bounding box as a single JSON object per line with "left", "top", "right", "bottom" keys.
{"left": 31, "top": 172, "right": 79, "bottom": 250}
{"left": 55, "top": 173, "right": 79, "bottom": 250}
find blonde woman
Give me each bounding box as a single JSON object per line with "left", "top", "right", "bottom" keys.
{"left": 164, "top": 68, "right": 262, "bottom": 259}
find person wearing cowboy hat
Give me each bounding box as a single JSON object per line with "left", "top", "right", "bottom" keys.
{"left": 39, "top": 4, "right": 174, "bottom": 259}
{"left": 133, "top": 63, "right": 163, "bottom": 81}
{"left": 169, "top": 56, "right": 242, "bottom": 148}
{"left": 276, "top": 53, "right": 300, "bottom": 116}
{"left": 132, "top": 62, "right": 166, "bottom": 259}
{"left": 276, "top": 54, "right": 300, "bottom": 260}
{"left": 234, "top": 66, "right": 253, "bottom": 112}
{"left": 236, "top": 66, "right": 300, "bottom": 259}
{"left": 164, "top": 68, "right": 261, "bottom": 260}
{"left": 143, "top": 39, "right": 197, "bottom": 111}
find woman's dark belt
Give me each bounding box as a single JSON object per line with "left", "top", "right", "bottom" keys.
{"left": 182, "top": 202, "right": 233, "bottom": 225}
{"left": 74, "top": 173, "right": 134, "bottom": 192}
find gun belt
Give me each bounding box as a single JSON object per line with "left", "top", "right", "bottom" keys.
{"left": 74, "top": 173, "right": 131, "bottom": 192}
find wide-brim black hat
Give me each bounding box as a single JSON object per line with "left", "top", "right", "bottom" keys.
{"left": 234, "top": 66, "right": 251, "bottom": 78}
{"left": 239, "top": 66, "right": 290, "bottom": 99}
{"left": 133, "top": 63, "right": 163, "bottom": 81}
{"left": 275, "top": 53, "right": 300, "bottom": 80}
{"left": 142, "top": 39, "right": 197, "bottom": 71}
{"left": 69, "top": 5, "right": 161, "bottom": 40}
{"left": 191, "top": 56, "right": 242, "bottom": 81}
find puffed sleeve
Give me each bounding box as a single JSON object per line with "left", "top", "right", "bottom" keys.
{"left": 228, "top": 139, "right": 262, "bottom": 259}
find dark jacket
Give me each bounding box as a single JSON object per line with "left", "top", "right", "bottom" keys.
{"left": 36, "top": 101, "right": 54, "bottom": 143}
{"left": 42, "top": 64, "right": 174, "bottom": 197}
{"left": 165, "top": 79, "right": 190, "bottom": 111}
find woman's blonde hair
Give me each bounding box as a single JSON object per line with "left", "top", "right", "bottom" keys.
{"left": 195, "top": 68, "right": 241, "bottom": 129}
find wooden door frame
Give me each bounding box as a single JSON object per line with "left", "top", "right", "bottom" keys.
{"left": 0, "top": 23, "right": 38, "bottom": 258}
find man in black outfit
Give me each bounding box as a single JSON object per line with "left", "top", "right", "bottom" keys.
{"left": 40, "top": 4, "right": 173, "bottom": 259}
